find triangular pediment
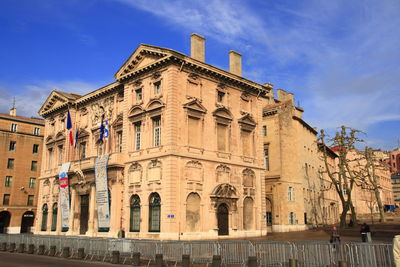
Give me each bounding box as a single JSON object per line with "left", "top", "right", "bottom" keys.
{"left": 183, "top": 99, "right": 207, "bottom": 114}
{"left": 39, "top": 90, "right": 77, "bottom": 117}
{"left": 238, "top": 113, "right": 256, "bottom": 127}
{"left": 115, "top": 44, "right": 171, "bottom": 80}
{"left": 213, "top": 107, "right": 233, "bottom": 121}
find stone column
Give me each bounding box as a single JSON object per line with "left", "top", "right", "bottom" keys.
{"left": 69, "top": 187, "right": 76, "bottom": 235}
{"left": 88, "top": 184, "right": 96, "bottom": 235}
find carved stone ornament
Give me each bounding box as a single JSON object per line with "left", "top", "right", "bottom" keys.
{"left": 91, "top": 96, "right": 114, "bottom": 125}
{"left": 43, "top": 178, "right": 50, "bottom": 186}
{"left": 151, "top": 71, "right": 161, "bottom": 80}
{"left": 188, "top": 73, "right": 199, "bottom": 80}
{"left": 74, "top": 168, "right": 86, "bottom": 185}
{"left": 133, "top": 79, "right": 143, "bottom": 87}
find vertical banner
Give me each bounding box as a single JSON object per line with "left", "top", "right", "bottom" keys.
{"left": 59, "top": 162, "right": 71, "bottom": 232}
{"left": 95, "top": 154, "right": 110, "bottom": 232}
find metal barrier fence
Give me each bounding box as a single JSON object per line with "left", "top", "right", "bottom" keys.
{"left": 0, "top": 234, "right": 395, "bottom": 267}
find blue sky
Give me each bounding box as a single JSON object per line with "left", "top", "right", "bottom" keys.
{"left": 0, "top": 0, "right": 399, "bottom": 150}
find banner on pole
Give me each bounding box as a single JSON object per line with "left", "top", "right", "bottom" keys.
{"left": 95, "top": 154, "right": 110, "bottom": 232}
{"left": 59, "top": 162, "right": 71, "bottom": 232}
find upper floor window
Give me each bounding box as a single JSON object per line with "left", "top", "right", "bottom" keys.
{"left": 60, "top": 119, "right": 65, "bottom": 131}
{"left": 135, "top": 88, "right": 143, "bottom": 102}
{"left": 241, "top": 130, "right": 252, "bottom": 157}
{"left": 262, "top": 126, "right": 267, "bottom": 136}
{"left": 29, "top": 178, "right": 36, "bottom": 189}
{"left": 80, "top": 142, "right": 86, "bottom": 159}
{"left": 288, "top": 186, "right": 295, "bottom": 201}
{"left": 33, "top": 127, "right": 40, "bottom": 136}
{"left": 9, "top": 141, "right": 16, "bottom": 152}
{"left": 10, "top": 123, "right": 17, "bottom": 132}
{"left": 27, "top": 195, "right": 34, "bottom": 206}
{"left": 154, "top": 81, "right": 161, "bottom": 95}
{"left": 217, "top": 123, "right": 228, "bottom": 152}
{"left": 31, "top": 161, "right": 38, "bottom": 171}
{"left": 7, "top": 158, "right": 14, "bottom": 169}
{"left": 117, "top": 131, "right": 123, "bottom": 152}
{"left": 264, "top": 148, "right": 269, "bottom": 171}
{"left": 217, "top": 91, "right": 226, "bottom": 104}
{"left": 134, "top": 122, "right": 141, "bottom": 150}
{"left": 48, "top": 148, "right": 53, "bottom": 169}
{"left": 58, "top": 145, "right": 63, "bottom": 165}
{"left": 188, "top": 116, "right": 201, "bottom": 147}
{"left": 33, "top": 144, "right": 39, "bottom": 154}
{"left": 153, "top": 117, "right": 161, "bottom": 147}
{"left": 3, "top": 194, "right": 10, "bottom": 205}
{"left": 5, "top": 176, "right": 12, "bottom": 187}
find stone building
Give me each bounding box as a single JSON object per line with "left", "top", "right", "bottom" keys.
{"left": 262, "top": 90, "right": 339, "bottom": 232}
{"left": 0, "top": 108, "right": 44, "bottom": 233}
{"left": 35, "top": 34, "right": 271, "bottom": 239}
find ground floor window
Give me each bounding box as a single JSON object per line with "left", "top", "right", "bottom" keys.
{"left": 41, "top": 204, "right": 48, "bottom": 231}
{"left": 149, "top": 193, "right": 161, "bottom": 232}
{"left": 130, "top": 195, "right": 141, "bottom": 232}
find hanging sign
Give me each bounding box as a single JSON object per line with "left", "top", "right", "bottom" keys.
{"left": 59, "top": 162, "right": 71, "bottom": 232}
{"left": 95, "top": 154, "right": 110, "bottom": 232}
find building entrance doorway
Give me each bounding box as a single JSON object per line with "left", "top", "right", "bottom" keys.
{"left": 217, "top": 203, "right": 229, "bottom": 236}
{"left": 80, "top": 194, "right": 89, "bottom": 235}
{"left": 20, "top": 211, "right": 34, "bottom": 233}
{"left": 0, "top": 211, "right": 11, "bottom": 233}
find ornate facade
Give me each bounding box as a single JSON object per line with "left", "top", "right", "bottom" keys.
{"left": 35, "top": 34, "right": 271, "bottom": 239}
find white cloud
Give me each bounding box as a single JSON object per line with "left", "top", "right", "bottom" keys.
{"left": 0, "top": 80, "right": 101, "bottom": 117}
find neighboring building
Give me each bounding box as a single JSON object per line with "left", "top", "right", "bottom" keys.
{"left": 35, "top": 34, "right": 271, "bottom": 239}
{"left": 262, "top": 90, "right": 339, "bottom": 232}
{"left": 388, "top": 148, "right": 400, "bottom": 173}
{"left": 392, "top": 171, "right": 400, "bottom": 207}
{"left": 0, "top": 108, "right": 44, "bottom": 233}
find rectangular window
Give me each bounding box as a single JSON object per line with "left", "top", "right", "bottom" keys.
{"left": 61, "top": 119, "right": 65, "bottom": 131}
{"left": 58, "top": 145, "right": 63, "bottom": 165}
{"left": 80, "top": 142, "right": 86, "bottom": 159}
{"left": 242, "top": 130, "right": 251, "bottom": 157}
{"left": 134, "top": 122, "right": 141, "bottom": 150}
{"left": 117, "top": 131, "right": 123, "bottom": 152}
{"left": 262, "top": 125, "right": 267, "bottom": 136}
{"left": 154, "top": 81, "right": 161, "bottom": 95}
{"left": 29, "top": 178, "right": 36, "bottom": 189}
{"left": 188, "top": 116, "right": 200, "bottom": 147}
{"left": 289, "top": 212, "right": 296, "bottom": 225}
{"left": 10, "top": 123, "right": 17, "bottom": 132}
{"left": 266, "top": 212, "right": 272, "bottom": 226}
{"left": 33, "top": 127, "right": 40, "bottom": 135}
{"left": 33, "top": 144, "right": 39, "bottom": 154}
{"left": 135, "top": 88, "right": 143, "bottom": 101}
{"left": 31, "top": 161, "right": 37, "bottom": 171}
{"left": 48, "top": 148, "right": 53, "bottom": 169}
{"left": 288, "top": 186, "right": 295, "bottom": 201}
{"left": 9, "top": 141, "right": 16, "bottom": 152}
{"left": 5, "top": 176, "right": 12, "bottom": 187}
{"left": 217, "top": 91, "right": 225, "bottom": 104}
{"left": 3, "top": 194, "right": 10, "bottom": 205}
{"left": 153, "top": 117, "right": 161, "bottom": 147}
{"left": 217, "top": 123, "right": 227, "bottom": 151}
{"left": 264, "top": 148, "right": 269, "bottom": 171}
{"left": 7, "top": 158, "right": 14, "bottom": 169}
{"left": 27, "top": 195, "right": 34, "bottom": 206}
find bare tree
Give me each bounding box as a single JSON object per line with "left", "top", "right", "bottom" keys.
{"left": 318, "top": 126, "right": 364, "bottom": 228}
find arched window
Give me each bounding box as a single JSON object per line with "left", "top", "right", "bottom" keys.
{"left": 130, "top": 195, "right": 141, "bottom": 232}
{"left": 149, "top": 193, "right": 161, "bottom": 232}
{"left": 51, "top": 203, "right": 57, "bottom": 231}
{"left": 41, "top": 204, "right": 48, "bottom": 231}
{"left": 243, "top": 197, "right": 254, "bottom": 230}
{"left": 186, "top": 193, "right": 201, "bottom": 232}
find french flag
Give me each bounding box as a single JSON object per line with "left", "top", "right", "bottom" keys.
{"left": 66, "top": 109, "right": 74, "bottom": 146}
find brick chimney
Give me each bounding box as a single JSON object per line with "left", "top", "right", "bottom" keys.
{"left": 229, "top": 50, "right": 242, "bottom": 76}
{"left": 190, "top": 33, "right": 205, "bottom": 62}
{"left": 9, "top": 107, "right": 16, "bottom": 116}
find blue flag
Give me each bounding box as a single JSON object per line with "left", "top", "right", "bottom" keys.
{"left": 66, "top": 109, "right": 72, "bottom": 130}
{"left": 99, "top": 114, "right": 105, "bottom": 141}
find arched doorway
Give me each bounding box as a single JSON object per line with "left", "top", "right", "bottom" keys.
{"left": 80, "top": 195, "right": 89, "bottom": 235}
{"left": 266, "top": 197, "right": 273, "bottom": 227}
{"left": 20, "top": 211, "right": 34, "bottom": 233}
{"left": 0, "top": 211, "right": 11, "bottom": 233}
{"left": 217, "top": 203, "right": 229, "bottom": 235}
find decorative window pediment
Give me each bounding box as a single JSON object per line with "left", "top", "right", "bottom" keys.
{"left": 238, "top": 113, "right": 256, "bottom": 130}
{"left": 46, "top": 135, "right": 54, "bottom": 144}
{"left": 146, "top": 99, "right": 165, "bottom": 113}
{"left": 55, "top": 131, "right": 65, "bottom": 141}
{"left": 128, "top": 105, "right": 145, "bottom": 119}
{"left": 213, "top": 107, "right": 233, "bottom": 122}
{"left": 112, "top": 113, "right": 123, "bottom": 128}
{"left": 183, "top": 99, "right": 207, "bottom": 115}
{"left": 211, "top": 183, "right": 238, "bottom": 198}
{"left": 77, "top": 128, "right": 90, "bottom": 138}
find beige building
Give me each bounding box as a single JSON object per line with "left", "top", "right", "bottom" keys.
{"left": 262, "top": 90, "right": 339, "bottom": 232}
{"left": 35, "top": 34, "right": 272, "bottom": 239}
{"left": 0, "top": 108, "right": 43, "bottom": 233}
